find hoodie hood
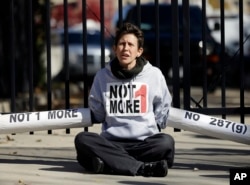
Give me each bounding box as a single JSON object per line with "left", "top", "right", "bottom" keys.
{"left": 110, "top": 56, "right": 147, "bottom": 79}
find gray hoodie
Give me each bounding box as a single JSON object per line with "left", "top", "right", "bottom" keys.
{"left": 88, "top": 61, "right": 172, "bottom": 140}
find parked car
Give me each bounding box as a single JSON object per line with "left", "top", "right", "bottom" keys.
{"left": 120, "top": 4, "right": 232, "bottom": 87}
{"left": 50, "top": 25, "right": 112, "bottom": 83}
{"left": 207, "top": 14, "right": 250, "bottom": 88}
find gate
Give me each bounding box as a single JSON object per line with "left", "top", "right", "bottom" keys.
{"left": 0, "top": 0, "right": 249, "bottom": 134}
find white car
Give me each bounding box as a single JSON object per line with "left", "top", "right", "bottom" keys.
{"left": 50, "top": 26, "right": 112, "bottom": 82}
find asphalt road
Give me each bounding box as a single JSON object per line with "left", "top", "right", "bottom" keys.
{"left": 0, "top": 125, "right": 249, "bottom": 185}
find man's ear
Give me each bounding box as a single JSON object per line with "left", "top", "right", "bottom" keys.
{"left": 137, "top": 47, "right": 143, "bottom": 57}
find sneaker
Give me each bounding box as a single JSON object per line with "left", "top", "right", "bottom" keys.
{"left": 138, "top": 160, "right": 168, "bottom": 177}
{"left": 167, "top": 160, "right": 174, "bottom": 168}
{"left": 92, "top": 157, "right": 104, "bottom": 174}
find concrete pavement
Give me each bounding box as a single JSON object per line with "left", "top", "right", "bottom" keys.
{"left": 0, "top": 124, "right": 249, "bottom": 185}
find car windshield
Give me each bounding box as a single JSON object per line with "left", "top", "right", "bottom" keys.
{"left": 127, "top": 5, "right": 207, "bottom": 34}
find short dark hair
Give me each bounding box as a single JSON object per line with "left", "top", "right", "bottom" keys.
{"left": 114, "top": 22, "right": 144, "bottom": 49}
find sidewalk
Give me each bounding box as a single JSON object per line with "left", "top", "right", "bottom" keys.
{"left": 0, "top": 124, "right": 249, "bottom": 185}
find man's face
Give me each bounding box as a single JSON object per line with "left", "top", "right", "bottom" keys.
{"left": 113, "top": 33, "right": 143, "bottom": 70}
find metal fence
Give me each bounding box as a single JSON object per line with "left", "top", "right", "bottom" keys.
{"left": 0, "top": 0, "right": 249, "bottom": 134}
